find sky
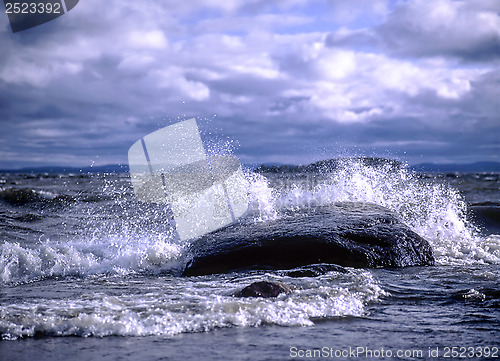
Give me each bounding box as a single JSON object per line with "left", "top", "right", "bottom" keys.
{"left": 0, "top": 0, "right": 499, "bottom": 169}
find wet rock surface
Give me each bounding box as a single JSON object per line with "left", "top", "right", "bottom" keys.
{"left": 235, "top": 281, "right": 292, "bottom": 298}
{"left": 183, "top": 202, "right": 434, "bottom": 276}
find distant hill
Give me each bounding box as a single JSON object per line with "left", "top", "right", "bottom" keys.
{"left": 410, "top": 161, "right": 500, "bottom": 173}
{"left": 254, "top": 157, "right": 405, "bottom": 173}
{"left": 0, "top": 164, "right": 129, "bottom": 174}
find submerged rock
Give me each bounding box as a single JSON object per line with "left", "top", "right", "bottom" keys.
{"left": 183, "top": 202, "right": 434, "bottom": 276}
{"left": 235, "top": 281, "right": 292, "bottom": 298}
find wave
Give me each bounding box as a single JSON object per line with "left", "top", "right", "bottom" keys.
{"left": 1, "top": 159, "right": 498, "bottom": 341}
{"left": 470, "top": 205, "right": 500, "bottom": 232}
{"left": 0, "top": 233, "right": 184, "bottom": 285}
{"left": 0, "top": 187, "right": 74, "bottom": 207}
{"left": 252, "top": 159, "right": 500, "bottom": 265}
{"left": 0, "top": 269, "right": 383, "bottom": 339}
{"left": 1, "top": 159, "right": 499, "bottom": 285}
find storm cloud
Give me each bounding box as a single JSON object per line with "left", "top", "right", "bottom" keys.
{"left": 0, "top": 0, "right": 499, "bottom": 168}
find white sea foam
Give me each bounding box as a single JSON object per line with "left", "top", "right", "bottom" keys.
{"left": 2, "top": 163, "right": 496, "bottom": 340}
{"left": 251, "top": 160, "right": 500, "bottom": 265}
{"left": 1, "top": 161, "right": 497, "bottom": 285}
{"left": 0, "top": 233, "right": 184, "bottom": 284}
{"left": 0, "top": 269, "right": 383, "bottom": 340}
{"left": 245, "top": 172, "right": 279, "bottom": 222}
{"left": 0, "top": 171, "right": 276, "bottom": 285}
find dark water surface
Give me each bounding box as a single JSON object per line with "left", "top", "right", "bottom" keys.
{"left": 1, "top": 160, "right": 499, "bottom": 360}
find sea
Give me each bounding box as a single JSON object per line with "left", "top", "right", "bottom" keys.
{"left": 1, "top": 159, "right": 499, "bottom": 361}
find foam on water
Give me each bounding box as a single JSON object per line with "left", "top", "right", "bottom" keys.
{"left": 0, "top": 233, "right": 184, "bottom": 285}
{"left": 253, "top": 159, "right": 500, "bottom": 265}
{"left": 1, "top": 161, "right": 498, "bottom": 340}
{"left": 1, "top": 159, "right": 498, "bottom": 286}
{"left": 0, "top": 269, "right": 383, "bottom": 340}
{"left": 2, "top": 160, "right": 498, "bottom": 284}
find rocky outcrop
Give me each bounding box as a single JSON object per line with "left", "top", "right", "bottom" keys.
{"left": 183, "top": 202, "right": 434, "bottom": 276}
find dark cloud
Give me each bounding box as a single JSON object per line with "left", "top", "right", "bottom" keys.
{"left": 378, "top": 0, "right": 500, "bottom": 61}
{"left": 327, "top": 0, "right": 500, "bottom": 62}
{"left": 0, "top": 0, "right": 499, "bottom": 169}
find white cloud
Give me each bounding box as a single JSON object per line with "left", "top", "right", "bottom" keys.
{"left": 153, "top": 67, "right": 210, "bottom": 101}
{"left": 0, "top": 58, "right": 82, "bottom": 87}
{"left": 315, "top": 48, "right": 357, "bottom": 80}
{"left": 0, "top": 0, "right": 498, "bottom": 167}
{"left": 128, "top": 30, "right": 168, "bottom": 49}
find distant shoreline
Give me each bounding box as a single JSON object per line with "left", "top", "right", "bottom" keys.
{"left": 1, "top": 158, "right": 500, "bottom": 174}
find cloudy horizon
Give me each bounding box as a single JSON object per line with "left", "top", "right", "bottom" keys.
{"left": 1, "top": 0, "right": 499, "bottom": 169}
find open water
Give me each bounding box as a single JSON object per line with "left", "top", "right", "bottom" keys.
{"left": 1, "top": 159, "right": 499, "bottom": 360}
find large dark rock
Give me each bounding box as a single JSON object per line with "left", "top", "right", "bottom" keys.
{"left": 182, "top": 202, "right": 434, "bottom": 276}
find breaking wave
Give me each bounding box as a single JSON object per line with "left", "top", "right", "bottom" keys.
{"left": 1, "top": 158, "right": 499, "bottom": 340}
{"left": 0, "top": 234, "right": 184, "bottom": 285}
{"left": 1, "top": 158, "right": 499, "bottom": 286}
{"left": 253, "top": 159, "right": 500, "bottom": 265}
{"left": 0, "top": 269, "right": 383, "bottom": 340}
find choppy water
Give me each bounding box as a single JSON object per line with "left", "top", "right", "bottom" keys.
{"left": 0, "top": 159, "right": 499, "bottom": 360}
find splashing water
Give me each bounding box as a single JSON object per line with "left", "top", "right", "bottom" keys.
{"left": 0, "top": 234, "right": 185, "bottom": 284}
{"left": 1, "top": 162, "right": 498, "bottom": 342}
{"left": 0, "top": 269, "right": 383, "bottom": 339}
{"left": 1, "top": 159, "right": 498, "bottom": 286}
{"left": 245, "top": 172, "right": 279, "bottom": 222}
{"left": 252, "top": 159, "right": 500, "bottom": 265}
